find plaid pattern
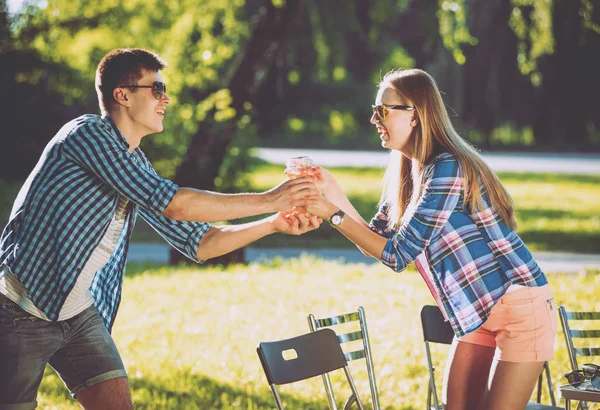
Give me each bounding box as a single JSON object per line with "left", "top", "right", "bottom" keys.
{"left": 370, "top": 153, "right": 547, "bottom": 337}
{"left": 0, "top": 115, "right": 211, "bottom": 330}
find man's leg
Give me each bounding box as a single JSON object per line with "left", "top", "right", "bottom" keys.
{"left": 442, "top": 339, "right": 495, "bottom": 410}
{"left": 76, "top": 377, "right": 133, "bottom": 410}
{"left": 48, "top": 305, "right": 131, "bottom": 409}
{"left": 0, "top": 294, "right": 63, "bottom": 409}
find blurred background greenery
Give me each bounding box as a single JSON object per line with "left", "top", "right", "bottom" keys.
{"left": 1, "top": 0, "right": 598, "bottom": 186}
{"left": 1, "top": 0, "right": 599, "bottom": 262}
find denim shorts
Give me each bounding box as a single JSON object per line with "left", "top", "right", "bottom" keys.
{"left": 0, "top": 293, "right": 127, "bottom": 409}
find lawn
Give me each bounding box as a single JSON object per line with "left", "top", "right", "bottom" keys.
{"left": 36, "top": 259, "right": 600, "bottom": 409}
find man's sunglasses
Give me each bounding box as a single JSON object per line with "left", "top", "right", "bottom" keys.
{"left": 372, "top": 103, "right": 415, "bottom": 121}
{"left": 117, "top": 81, "right": 167, "bottom": 100}
{"left": 565, "top": 363, "right": 600, "bottom": 390}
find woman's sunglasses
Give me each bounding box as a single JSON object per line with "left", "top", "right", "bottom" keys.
{"left": 565, "top": 363, "right": 600, "bottom": 390}
{"left": 117, "top": 81, "right": 167, "bottom": 100}
{"left": 371, "top": 103, "right": 414, "bottom": 121}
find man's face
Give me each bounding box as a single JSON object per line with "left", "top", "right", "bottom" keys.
{"left": 127, "top": 69, "right": 170, "bottom": 136}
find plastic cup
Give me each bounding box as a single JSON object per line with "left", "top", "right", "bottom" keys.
{"left": 284, "top": 156, "right": 315, "bottom": 179}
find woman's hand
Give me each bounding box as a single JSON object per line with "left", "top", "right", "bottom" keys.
{"left": 270, "top": 211, "right": 322, "bottom": 235}
{"left": 303, "top": 193, "right": 339, "bottom": 221}
{"left": 313, "top": 167, "right": 343, "bottom": 198}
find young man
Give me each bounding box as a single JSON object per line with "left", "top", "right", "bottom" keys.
{"left": 0, "top": 48, "right": 320, "bottom": 410}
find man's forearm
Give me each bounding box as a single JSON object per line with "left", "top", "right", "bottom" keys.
{"left": 164, "top": 188, "right": 275, "bottom": 222}
{"left": 196, "top": 219, "right": 274, "bottom": 260}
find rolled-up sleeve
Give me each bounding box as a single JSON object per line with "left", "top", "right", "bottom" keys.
{"left": 139, "top": 207, "right": 212, "bottom": 263}
{"left": 62, "top": 120, "right": 177, "bottom": 214}
{"left": 381, "top": 155, "right": 462, "bottom": 272}
{"left": 369, "top": 203, "right": 395, "bottom": 239}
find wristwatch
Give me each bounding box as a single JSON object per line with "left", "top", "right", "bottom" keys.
{"left": 328, "top": 209, "right": 345, "bottom": 228}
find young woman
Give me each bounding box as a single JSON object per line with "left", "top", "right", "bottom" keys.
{"left": 305, "top": 68, "right": 556, "bottom": 410}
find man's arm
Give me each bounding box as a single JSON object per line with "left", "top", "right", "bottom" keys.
{"left": 196, "top": 212, "right": 321, "bottom": 260}
{"left": 162, "top": 177, "right": 320, "bottom": 222}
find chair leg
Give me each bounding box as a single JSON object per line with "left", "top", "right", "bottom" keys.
{"left": 343, "top": 393, "right": 357, "bottom": 410}
{"left": 543, "top": 362, "right": 557, "bottom": 406}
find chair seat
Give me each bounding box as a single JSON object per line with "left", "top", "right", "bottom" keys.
{"left": 526, "top": 402, "right": 564, "bottom": 410}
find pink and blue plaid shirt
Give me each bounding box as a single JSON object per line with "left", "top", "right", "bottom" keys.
{"left": 370, "top": 153, "right": 547, "bottom": 337}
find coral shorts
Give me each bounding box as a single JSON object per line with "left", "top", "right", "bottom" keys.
{"left": 458, "top": 284, "right": 557, "bottom": 363}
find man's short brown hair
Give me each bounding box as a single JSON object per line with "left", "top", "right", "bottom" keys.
{"left": 95, "top": 48, "right": 167, "bottom": 114}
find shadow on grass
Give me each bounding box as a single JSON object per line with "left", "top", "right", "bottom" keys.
{"left": 519, "top": 230, "right": 600, "bottom": 254}
{"left": 497, "top": 172, "right": 600, "bottom": 184}
{"left": 128, "top": 374, "right": 336, "bottom": 410}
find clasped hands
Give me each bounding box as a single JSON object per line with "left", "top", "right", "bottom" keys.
{"left": 268, "top": 167, "right": 341, "bottom": 236}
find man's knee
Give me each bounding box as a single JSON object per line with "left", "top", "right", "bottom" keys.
{"left": 76, "top": 377, "right": 133, "bottom": 410}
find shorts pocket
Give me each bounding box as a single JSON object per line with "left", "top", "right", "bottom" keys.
{"left": 0, "top": 294, "right": 39, "bottom": 323}
{"left": 543, "top": 297, "right": 558, "bottom": 334}
{"left": 498, "top": 298, "right": 536, "bottom": 332}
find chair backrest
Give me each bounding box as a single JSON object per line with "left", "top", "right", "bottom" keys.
{"left": 420, "top": 305, "right": 558, "bottom": 410}
{"left": 257, "top": 328, "right": 365, "bottom": 410}
{"left": 558, "top": 305, "right": 600, "bottom": 372}
{"left": 420, "top": 305, "right": 454, "bottom": 410}
{"left": 307, "top": 306, "right": 380, "bottom": 410}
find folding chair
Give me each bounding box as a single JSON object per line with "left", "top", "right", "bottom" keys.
{"left": 420, "top": 305, "right": 561, "bottom": 410}
{"left": 307, "top": 306, "right": 380, "bottom": 410}
{"left": 256, "top": 328, "right": 365, "bottom": 410}
{"left": 558, "top": 305, "right": 600, "bottom": 410}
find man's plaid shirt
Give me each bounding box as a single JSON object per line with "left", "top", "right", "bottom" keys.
{"left": 370, "top": 153, "right": 547, "bottom": 337}
{"left": 0, "top": 115, "right": 211, "bottom": 330}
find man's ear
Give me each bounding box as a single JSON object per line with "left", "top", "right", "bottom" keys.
{"left": 113, "top": 87, "right": 129, "bottom": 108}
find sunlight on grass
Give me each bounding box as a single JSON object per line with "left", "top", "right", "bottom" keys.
{"left": 37, "top": 259, "right": 600, "bottom": 409}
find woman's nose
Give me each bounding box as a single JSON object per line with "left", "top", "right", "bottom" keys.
{"left": 369, "top": 111, "right": 379, "bottom": 124}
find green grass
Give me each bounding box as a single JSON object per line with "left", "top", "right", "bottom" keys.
{"left": 35, "top": 259, "right": 600, "bottom": 409}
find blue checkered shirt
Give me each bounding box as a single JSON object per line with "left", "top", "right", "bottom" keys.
{"left": 370, "top": 153, "right": 547, "bottom": 337}
{"left": 0, "top": 115, "right": 211, "bottom": 330}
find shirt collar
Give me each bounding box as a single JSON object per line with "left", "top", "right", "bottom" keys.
{"left": 102, "top": 114, "right": 132, "bottom": 151}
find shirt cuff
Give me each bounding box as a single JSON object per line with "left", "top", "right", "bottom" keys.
{"left": 184, "top": 222, "right": 212, "bottom": 263}
{"left": 150, "top": 180, "right": 179, "bottom": 213}
{"left": 381, "top": 236, "right": 408, "bottom": 273}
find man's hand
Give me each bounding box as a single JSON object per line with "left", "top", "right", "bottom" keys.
{"left": 264, "top": 177, "right": 321, "bottom": 211}
{"left": 270, "top": 211, "right": 322, "bottom": 235}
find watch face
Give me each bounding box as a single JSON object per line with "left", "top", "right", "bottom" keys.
{"left": 332, "top": 215, "right": 342, "bottom": 225}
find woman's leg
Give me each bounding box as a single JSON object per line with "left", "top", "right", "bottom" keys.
{"left": 481, "top": 360, "right": 545, "bottom": 410}
{"left": 442, "top": 339, "right": 495, "bottom": 410}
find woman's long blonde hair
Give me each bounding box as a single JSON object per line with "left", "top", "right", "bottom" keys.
{"left": 379, "top": 69, "right": 518, "bottom": 230}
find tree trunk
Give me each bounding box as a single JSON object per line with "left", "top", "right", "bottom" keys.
{"left": 169, "top": 0, "right": 299, "bottom": 265}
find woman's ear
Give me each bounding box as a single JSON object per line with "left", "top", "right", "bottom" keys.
{"left": 410, "top": 114, "right": 419, "bottom": 127}
{"left": 113, "top": 87, "right": 129, "bottom": 108}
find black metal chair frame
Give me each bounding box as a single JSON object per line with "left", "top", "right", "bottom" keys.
{"left": 257, "top": 328, "right": 365, "bottom": 410}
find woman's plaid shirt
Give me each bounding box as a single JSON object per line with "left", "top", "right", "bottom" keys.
{"left": 0, "top": 115, "right": 211, "bottom": 331}
{"left": 370, "top": 153, "right": 547, "bottom": 337}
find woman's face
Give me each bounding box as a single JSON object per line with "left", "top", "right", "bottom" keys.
{"left": 370, "top": 86, "right": 417, "bottom": 158}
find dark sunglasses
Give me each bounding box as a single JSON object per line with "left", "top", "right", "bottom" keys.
{"left": 565, "top": 363, "right": 600, "bottom": 389}
{"left": 371, "top": 103, "right": 415, "bottom": 121}
{"left": 117, "top": 81, "right": 167, "bottom": 100}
